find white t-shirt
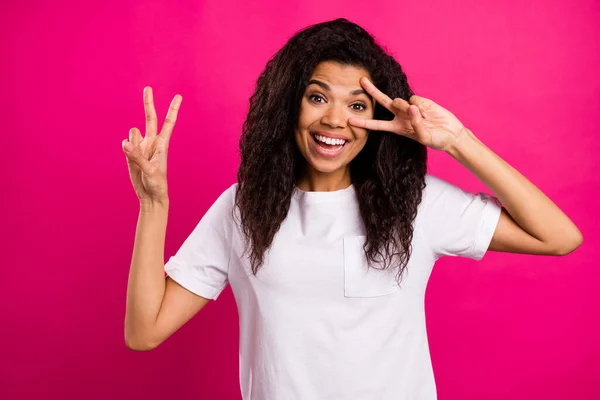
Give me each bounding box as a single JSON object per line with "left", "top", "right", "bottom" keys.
{"left": 164, "top": 174, "right": 503, "bottom": 400}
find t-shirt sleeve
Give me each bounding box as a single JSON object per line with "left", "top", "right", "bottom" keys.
{"left": 163, "top": 183, "right": 237, "bottom": 300}
{"left": 418, "top": 174, "right": 503, "bottom": 261}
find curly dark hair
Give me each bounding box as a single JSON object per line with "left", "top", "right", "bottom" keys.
{"left": 235, "top": 18, "right": 428, "bottom": 284}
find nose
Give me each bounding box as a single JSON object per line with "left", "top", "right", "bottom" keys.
{"left": 320, "top": 103, "right": 347, "bottom": 129}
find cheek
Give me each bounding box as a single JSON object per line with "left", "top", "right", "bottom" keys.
{"left": 354, "top": 129, "right": 369, "bottom": 143}
{"left": 294, "top": 127, "right": 311, "bottom": 161}
{"left": 298, "top": 107, "right": 317, "bottom": 129}
{"left": 354, "top": 135, "right": 368, "bottom": 152}
{"left": 346, "top": 132, "right": 369, "bottom": 157}
{"left": 295, "top": 104, "right": 308, "bottom": 144}
{"left": 294, "top": 128, "right": 304, "bottom": 151}
{"left": 295, "top": 104, "right": 318, "bottom": 149}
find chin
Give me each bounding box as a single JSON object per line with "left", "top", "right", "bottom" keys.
{"left": 307, "top": 159, "right": 345, "bottom": 174}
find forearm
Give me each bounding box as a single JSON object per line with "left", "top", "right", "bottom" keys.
{"left": 124, "top": 200, "right": 169, "bottom": 348}
{"left": 446, "top": 128, "right": 582, "bottom": 249}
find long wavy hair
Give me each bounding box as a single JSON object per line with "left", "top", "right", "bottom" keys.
{"left": 235, "top": 18, "right": 428, "bottom": 284}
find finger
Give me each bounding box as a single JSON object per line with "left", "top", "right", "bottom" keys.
{"left": 408, "top": 105, "right": 428, "bottom": 136}
{"left": 129, "top": 127, "right": 143, "bottom": 147}
{"left": 126, "top": 131, "right": 139, "bottom": 169}
{"left": 144, "top": 87, "right": 158, "bottom": 138}
{"left": 393, "top": 98, "right": 427, "bottom": 119}
{"left": 159, "top": 94, "right": 183, "bottom": 141}
{"left": 409, "top": 95, "right": 427, "bottom": 105}
{"left": 348, "top": 117, "right": 397, "bottom": 132}
{"left": 391, "top": 97, "right": 410, "bottom": 114}
{"left": 360, "top": 77, "right": 394, "bottom": 112}
{"left": 122, "top": 138, "right": 154, "bottom": 175}
{"left": 391, "top": 98, "right": 426, "bottom": 127}
{"left": 409, "top": 95, "right": 429, "bottom": 119}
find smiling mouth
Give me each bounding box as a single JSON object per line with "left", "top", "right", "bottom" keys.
{"left": 310, "top": 133, "right": 348, "bottom": 151}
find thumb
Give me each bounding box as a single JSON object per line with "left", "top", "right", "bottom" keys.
{"left": 408, "top": 105, "right": 425, "bottom": 128}
{"left": 408, "top": 96, "right": 429, "bottom": 119}
{"left": 409, "top": 104, "right": 420, "bottom": 117}
{"left": 409, "top": 95, "right": 427, "bottom": 104}
{"left": 122, "top": 138, "right": 154, "bottom": 175}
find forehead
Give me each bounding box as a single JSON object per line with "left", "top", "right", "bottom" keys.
{"left": 309, "top": 61, "right": 371, "bottom": 87}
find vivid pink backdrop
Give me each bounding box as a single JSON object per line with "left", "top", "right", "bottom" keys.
{"left": 1, "top": 0, "right": 598, "bottom": 399}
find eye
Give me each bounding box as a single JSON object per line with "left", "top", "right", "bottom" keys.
{"left": 307, "top": 94, "right": 367, "bottom": 111}
{"left": 351, "top": 103, "right": 367, "bottom": 111}
{"left": 308, "top": 94, "right": 326, "bottom": 103}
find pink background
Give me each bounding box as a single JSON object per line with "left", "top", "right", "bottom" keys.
{"left": 2, "top": 0, "right": 598, "bottom": 399}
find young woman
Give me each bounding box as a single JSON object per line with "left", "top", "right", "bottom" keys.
{"left": 122, "top": 18, "right": 582, "bottom": 400}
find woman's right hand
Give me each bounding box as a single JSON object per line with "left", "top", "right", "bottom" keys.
{"left": 122, "top": 87, "right": 182, "bottom": 205}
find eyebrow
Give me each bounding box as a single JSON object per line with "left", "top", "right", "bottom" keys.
{"left": 307, "top": 79, "right": 369, "bottom": 97}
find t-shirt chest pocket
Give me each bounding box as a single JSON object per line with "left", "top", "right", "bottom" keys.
{"left": 343, "top": 235, "right": 400, "bottom": 298}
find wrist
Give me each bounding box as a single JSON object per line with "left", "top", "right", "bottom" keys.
{"left": 446, "top": 127, "right": 477, "bottom": 158}
{"left": 140, "top": 198, "right": 170, "bottom": 212}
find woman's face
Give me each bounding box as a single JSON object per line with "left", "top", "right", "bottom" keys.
{"left": 294, "top": 61, "right": 375, "bottom": 178}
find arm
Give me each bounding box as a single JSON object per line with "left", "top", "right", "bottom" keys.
{"left": 446, "top": 128, "right": 583, "bottom": 256}
{"left": 348, "top": 77, "right": 582, "bottom": 257}
{"left": 124, "top": 200, "right": 210, "bottom": 351}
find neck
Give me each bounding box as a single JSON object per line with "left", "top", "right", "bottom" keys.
{"left": 296, "top": 165, "right": 351, "bottom": 192}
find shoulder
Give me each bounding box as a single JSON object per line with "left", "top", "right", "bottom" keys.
{"left": 212, "top": 182, "right": 238, "bottom": 208}
{"left": 198, "top": 182, "right": 239, "bottom": 228}
{"left": 423, "top": 173, "right": 454, "bottom": 194}
{"left": 421, "top": 173, "right": 478, "bottom": 201}
{"left": 418, "top": 173, "right": 482, "bottom": 221}
{"left": 419, "top": 173, "right": 454, "bottom": 210}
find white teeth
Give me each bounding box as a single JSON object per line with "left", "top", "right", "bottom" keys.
{"left": 315, "top": 134, "right": 346, "bottom": 146}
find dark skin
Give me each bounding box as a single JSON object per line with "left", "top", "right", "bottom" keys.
{"left": 348, "top": 76, "right": 463, "bottom": 151}
{"left": 348, "top": 76, "right": 582, "bottom": 256}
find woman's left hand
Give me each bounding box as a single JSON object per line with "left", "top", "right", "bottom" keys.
{"left": 348, "top": 77, "right": 467, "bottom": 152}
